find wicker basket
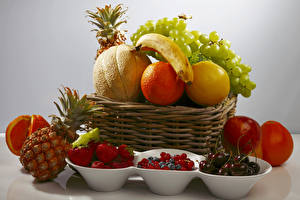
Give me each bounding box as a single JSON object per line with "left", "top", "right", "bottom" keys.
{"left": 87, "top": 94, "right": 237, "bottom": 155}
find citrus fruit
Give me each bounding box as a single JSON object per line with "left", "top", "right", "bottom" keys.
{"left": 261, "top": 121, "right": 293, "bottom": 166}
{"left": 141, "top": 61, "right": 185, "bottom": 105}
{"left": 186, "top": 61, "right": 230, "bottom": 106}
{"left": 28, "top": 114, "right": 50, "bottom": 136}
{"left": 6, "top": 115, "right": 31, "bottom": 156}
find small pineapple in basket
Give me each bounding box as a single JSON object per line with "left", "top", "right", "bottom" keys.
{"left": 87, "top": 4, "right": 151, "bottom": 101}
{"left": 19, "top": 87, "right": 101, "bottom": 181}
{"left": 86, "top": 4, "right": 127, "bottom": 58}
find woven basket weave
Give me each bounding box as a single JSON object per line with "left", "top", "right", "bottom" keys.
{"left": 87, "top": 94, "right": 237, "bottom": 155}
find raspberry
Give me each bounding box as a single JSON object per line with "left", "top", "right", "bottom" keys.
{"left": 178, "top": 159, "right": 186, "bottom": 167}
{"left": 162, "top": 166, "right": 169, "bottom": 170}
{"left": 174, "top": 155, "right": 181, "bottom": 161}
{"left": 187, "top": 160, "right": 194, "bottom": 170}
{"left": 137, "top": 152, "right": 194, "bottom": 171}
{"left": 181, "top": 167, "right": 187, "bottom": 171}
{"left": 180, "top": 153, "right": 187, "bottom": 160}
{"left": 165, "top": 153, "right": 171, "bottom": 160}
{"left": 160, "top": 152, "right": 166, "bottom": 158}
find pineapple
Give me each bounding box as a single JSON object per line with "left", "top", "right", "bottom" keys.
{"left": 20, "top": 87, "right": 101, "bottom": 181}
{"left": 86, "top": 4, "right": 127, "bottom": 58}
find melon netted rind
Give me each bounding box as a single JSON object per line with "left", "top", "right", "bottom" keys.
{"left": 93, "top": 44, "right": 151, "bottom": 102}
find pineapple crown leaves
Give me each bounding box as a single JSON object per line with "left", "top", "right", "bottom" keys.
{"left": 51, "top": 87, "right": 102, "bottom": 132}
{"left": 86, "top": 4, "right": 127, "bottom": 42}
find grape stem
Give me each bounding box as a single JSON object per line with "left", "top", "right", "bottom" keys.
{"left": 178, "top": 14, "right": 192, "bottom": 20}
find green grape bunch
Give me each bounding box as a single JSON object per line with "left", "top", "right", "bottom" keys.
{"left": 131, "top": 17, "right": 200, "bottom": 61}
{"left": 130, "top": 17, "right": 256, "bottom": 98}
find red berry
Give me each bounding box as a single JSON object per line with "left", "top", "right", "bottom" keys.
{"left": 102, "top": 165, "right": 112, "bottom": 169}
{"left": 180, "top": 153, "right": 187, "bottom": 160}
{"left": 178, "top": 159, "right": 186, "bottom": 167}
{"left": 91, "top": 161, "right": 105, "bottom": 168}
{"left": 141, "top": 158, "right": 149, "bottom": 164}
{"left": 165, "top": 153, "right": 171, "bottom": 160}
{"left": 96, "top": 143, "right": 118, "bottom": 163}
{"left": 68, "top": 147, "right": 93, "bottom": 167}
{"left": 148, "top": 164, "right": 155, "bottom": 169}
{"left": 174, "top": 155, "right": 181, "bottom": 161}
{"left": 160, "top": 152, "right": 166, "bottom": 158}
{"left": 88, "top": 141, "right": 100, "bottom": 152}
{"left": 111, "top": 161, "right": 130, "bottom": 168}
{"left": 111, "top": 161, "right": 121, "bottom": 168}
{"left": 181, "top": 167, "right": 187, "bottom": 171}
{"left": 118, "top": 144, "right": 134, "bottom": 161}
{"left": 187, "top": 160, "right": 194, "bottom": 170}
{"left": 127, "top": 160, "right": 134, "bottom": 167}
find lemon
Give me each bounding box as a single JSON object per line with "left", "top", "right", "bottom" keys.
{"left": 186, "top": 61, "right": 230, "bottom": 106}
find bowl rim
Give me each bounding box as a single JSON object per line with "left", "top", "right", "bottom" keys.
{"left": 66, "top": 149, "right": 272, "bottom": 178}
{"left": 66, "top": 157, "right": 136, "bottom": 171}
{"left": 66, "top": 148, "right": 203, "bottom": 172}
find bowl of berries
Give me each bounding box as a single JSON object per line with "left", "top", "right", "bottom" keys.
{"left": 135, "top": 149, "right": 202, "bottom": 195}
{"left": 66, "top": 129, "right": 271, "bottom": 198}
{"left": 66, "top": 128, "right": 136, "bottom": 192}
{"left": 198, "top": 152, "right": 272, "bottom": 199}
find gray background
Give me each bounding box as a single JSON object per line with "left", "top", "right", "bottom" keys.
{"left": 0, "top": 0, "right": 300, "bottom": 133}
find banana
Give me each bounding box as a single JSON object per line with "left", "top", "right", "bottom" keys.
{"left": 135, "top": 33, "right": 193, "bottom": 84}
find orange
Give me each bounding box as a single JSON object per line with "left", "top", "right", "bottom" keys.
{"left": 141, "top": 61, "right": 185, "bottom": 105}
{"left": 28, "top": 115, "right": 50, "bottom": 136}
{"left": 6, "top": 115, "right": 31, "bottom": 156}
{"left": 6, "top": 114, "right": 50, "bottom": 156}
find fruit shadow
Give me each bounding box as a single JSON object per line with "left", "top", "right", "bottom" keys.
{"left": 31, "top": 166, "right": 76, "bottom": 196}
{"left": 19, "top": 167, "right": 29, "bottom": 174}
{"left": 244, "top": 166, "right": 291, "bottom": 199}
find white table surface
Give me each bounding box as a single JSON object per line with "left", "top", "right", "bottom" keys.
{"left": 1, "top": 133, "right": 299, "bottom": 200}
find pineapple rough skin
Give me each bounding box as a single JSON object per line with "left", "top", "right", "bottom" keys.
{"left": 20, "top": 127, "right": 71, "bottom": 181}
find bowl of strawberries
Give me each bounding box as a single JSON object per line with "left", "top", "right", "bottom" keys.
{"left": 66, "top": 128, "right": 136, "bottom": 192}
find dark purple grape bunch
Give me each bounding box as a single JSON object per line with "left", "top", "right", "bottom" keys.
{"left": 199, "top": 152, "right": 260, "bottom": 176}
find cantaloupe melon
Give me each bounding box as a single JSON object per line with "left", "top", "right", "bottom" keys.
{"left": 93, "top": 44, "right": 151, "bottom": 102}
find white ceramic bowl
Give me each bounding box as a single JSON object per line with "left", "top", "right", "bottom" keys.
{"left": 66, "top": 149, "right": 272, "bottom": 198}
{"left": 66, "top": 158, "right": 135, "bottom": 192}
{"left": 197, "top": 156, "right": 272, "bottom": 199}
{"left": 134, "top": 148, "right": 202, "bottom": 195}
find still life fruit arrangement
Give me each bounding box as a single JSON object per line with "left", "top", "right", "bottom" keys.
{"left": 5, "top": 3, "right": 294, "bottom": 199}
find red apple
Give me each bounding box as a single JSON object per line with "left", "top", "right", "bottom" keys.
{"left": 223, "top": 116, "right": 261, "bottom": 154}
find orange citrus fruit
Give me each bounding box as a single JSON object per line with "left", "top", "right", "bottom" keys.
{"left": 28, "top": 115, "right": 50, "bottom": 136}
{"left": 141, "top": 61, "right": 185, "bottom": 105}
{"left": 6, "top": 115, "right": 31, "bottom": 156}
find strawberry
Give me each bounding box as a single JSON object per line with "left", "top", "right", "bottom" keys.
{"left": 96, "top": 143, "right": 118, "bottom": 163}
{"left": 68, "top": 147, "right": 93, "bottom": 167}
{"left": 111, "top": 161, "right": 126, "bottom": 169}
{"left": 118, "top": 144, "right": 134, "bottom": 161}
{"left": 88, "top": 141, "right": 100, "bottom": 152}
{"left": 91, "top": 161, "right": 105, "bottom": 168}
